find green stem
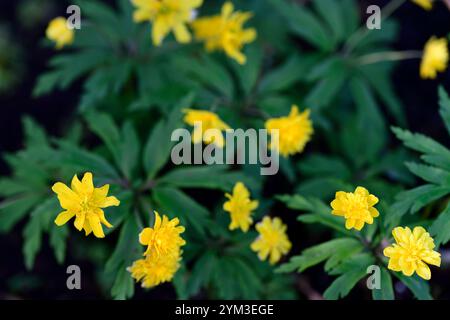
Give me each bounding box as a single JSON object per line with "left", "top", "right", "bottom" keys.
{"left": 356, "top": 50, "right": 422, "bottom": 65}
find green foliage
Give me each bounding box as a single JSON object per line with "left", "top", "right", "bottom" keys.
{"left": 390, "top": 87, "right": 450, "bottom": 245}
{"left": 2, "top": 0, "right": 448, "bottom": 301}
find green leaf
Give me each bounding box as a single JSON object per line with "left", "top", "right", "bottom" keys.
{"left": 305, "top": 66, "right": 347, "bottom": 111}
{"left": 232, "top": 44, "right": 263, "bottom": 96}
{"left": 258, "top": 55, "right": 312, "bottom": 93}
{"left": 349, "top": 77, "right": 387, "bottom": 164}
{"left": 394, "top": 273, "right": 432, "bottom": 300}
{"left": 268, "top": 0, "right": 333, "bottom": 51}
{"left": 84, "top": 111, "right": 121, "bottom": 162}
{"left": 276, "top": 238, "right": 362, "bottom": 273}
{"left": 158, "top": 166, "right": 256, "bottom": 192}
{"left": 386, "top": 184, "right": 450, "bottom": 227}
{"left": 118, "top": 121, "right": 140, "bottom": 179}
{"left": 142, "top": 95, "right": 190, "bottom": 179}
{"left": 111, "top": 265, "right": 135, "bottom": 300}
{"left": 22, "top": 198, "right": 60, "bottom": 269}
{"left": 392, "top": 126, "right": 450, "bottom": 171}
{"left": 106, "top": 215, "right": 140, "bottom": 300}
{"left": 152, "top": 186, "right": 209, "bottom": 236}
{"left": 174, "top": 54, "right": 234, "bottom": 99}
{"left": 372, "top": 267, "right": 395, "bottom": 300}
{"left": 312, "top": 0, "right": 346, "bottom": 43}
{"left": 56, "top": 140, "right": 120, "bottom": 180}
{"left": 439, "top": 86, "right": 450, "bottom": 135}
{"left": 298, "top": 154, "right": 351, "bottom": 179}
{"left": 50, "top": 225, "right": 68, "bottom": 264}
{"left": 323, "top": 253, "right": 375, "bottom": 300}
{"left": 324, "top": 268, "right": 367, "bottom": 300}
{"left": 405, "top": 162, "right": 450, "bottom": 185}
{"left": 186, "top": 250, "right": 217, "bottom": 297}
{"left": 429, "top": 202, "right": 450, "bottom": 245}
{"left": 0, "top": 194, "right": 42, "bottom": 233}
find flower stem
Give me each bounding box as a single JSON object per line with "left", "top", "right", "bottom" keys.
{"left": 356, "top": 50, "right": 423, "bottom": 65}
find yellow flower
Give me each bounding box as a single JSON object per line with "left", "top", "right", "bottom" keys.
{"left": 131, "top": 0, "right": 203, "bottom": 46}
{"left": 265, "top": 105, "right": 313, "bottom": 157}
{"left": 384, "top": 226, "right": 441, "bottom": 280}
{"left": 139, "top": 211, "right": 186, "bottom": 257}
{"left": 128, "top": 250, "right": 182, "bottom": 288}
{"left": 412, "top": 0, "right": 433, "bottom": 10}
{"left": 52, "top": 172, "right": 120, "bottom": 238}
{"left": 251, "top": 216, "right": 291, "bottom": 265}
{"left": 330, "top": 186, "right": 379, "bottom": 231}
{"left": 183, "top": 109, "right": 231, "bottom": 148}
{"left": 223, "top": 182, "right": 259, "bottom": 232}
{"left": 46, "top": 17, "right": 74, "bottom": 49}
{"left": 191, "top": 2, "right": 257, "bottom": 64}
{"left": 420, "top": 36, "right": 448, "bottom": 79}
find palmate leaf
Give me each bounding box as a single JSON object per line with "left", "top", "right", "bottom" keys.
{"left": 157, "top": 165, "right": 259, "bottom": 193}
{"left": 391, "top": 88, "right": 450, "bottom": 243}
{"left": 276, "top": 238, "right": 363, "bottom": 274}
{"left": 173, "top": 54, "right": 234, "bottom": 99}
{"left": 231, "top": 44, "right": 263, "bottom": 96}
{"left": 323, "top": 253, "right": 375, "bottom": 300}
{"left": 152, "top": 186, "right": 209, "bottom": 236}
{"left": 22, "top": 197, "right": 61, "bottom": 269}
{"left": 311, "top": 0, "right": 346, "bottom": 44}
{"left": 392, "top": 127, "right": 450, "bottom": 171}
{"left": 268, "top": 0, "right": 336, "bottom": 51}
{"left": 105, "top": 215, "right": 140, "bottom": 300}
{"left": 143, "top": 93, "right": 193, "bottom": 180}
{"left": 394, "top": 273, "right": 432, "bottom": 300}
{"left": 372, "top": 267, "right": 395, "bottom": 300}
{"left": 429, "top": 202, "right": 450, "bottom": 246}
{"left": 258, "top": 54, "right": 314, "bottom": 94}
{"left": 277, "top": 194, "right": 351, "bottom": 234}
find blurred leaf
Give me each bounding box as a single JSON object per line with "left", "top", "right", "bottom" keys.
{"left": 394, "top": 273, "right": 432, "bottom": 300}
{"left": 372, "top": 267, "right": 394, "bottom": 300}
{"left": 277, "top": 238, "right": 362, "bottom": 273}
{"left": 153, "top": 186, "right": 209, "bottom": 236}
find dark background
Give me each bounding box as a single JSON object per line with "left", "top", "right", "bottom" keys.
{"left": 1, "top": 0, "right": 450, "bottom": 299}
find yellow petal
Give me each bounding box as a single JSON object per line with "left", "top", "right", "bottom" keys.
{"left": 173, "top": 23, "right": 191, "bottom": 43}
{"left": 139, "top": 228, "right": 153, "bottom": 245}
{"left": 416, "top": 261, "right": 431, "bottom": 280}
{"left": 81, "top": 172, "right": 94, "bottom": 194}
{"left": 88, "top": 215, "right": 105, "bottom": 238}
{"left": 55, "top": 211, "right": 75, "bottom": 226}
{"left": 74, "top": 213, "right": 85, "bottom": 231}
{"left": 52, "top": 182, "right": 80, "bottom": 210}
{"left": 102, "top": 196, "right": 120, "bottom": 208}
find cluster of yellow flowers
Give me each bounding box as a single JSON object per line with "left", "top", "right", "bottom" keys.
{"left": 223, "top": 181, "right": 291, "bottom": 265}
{"left": 128, "top": 211, "right": 186, "bottom": 288}
{"left": 52, "top": 173, "right": 185, "bottom": 288}
{"left": 46, "top": 1, "right": 256, "bottom": 64}
{"left": 131, "top": 0, "right": 255, "bottom": 64}
{"left": 330, "top": 186, "right": 441, "bottom": 280}
{"left": 183, "top": 105, "right": 314, "bottom": 158}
